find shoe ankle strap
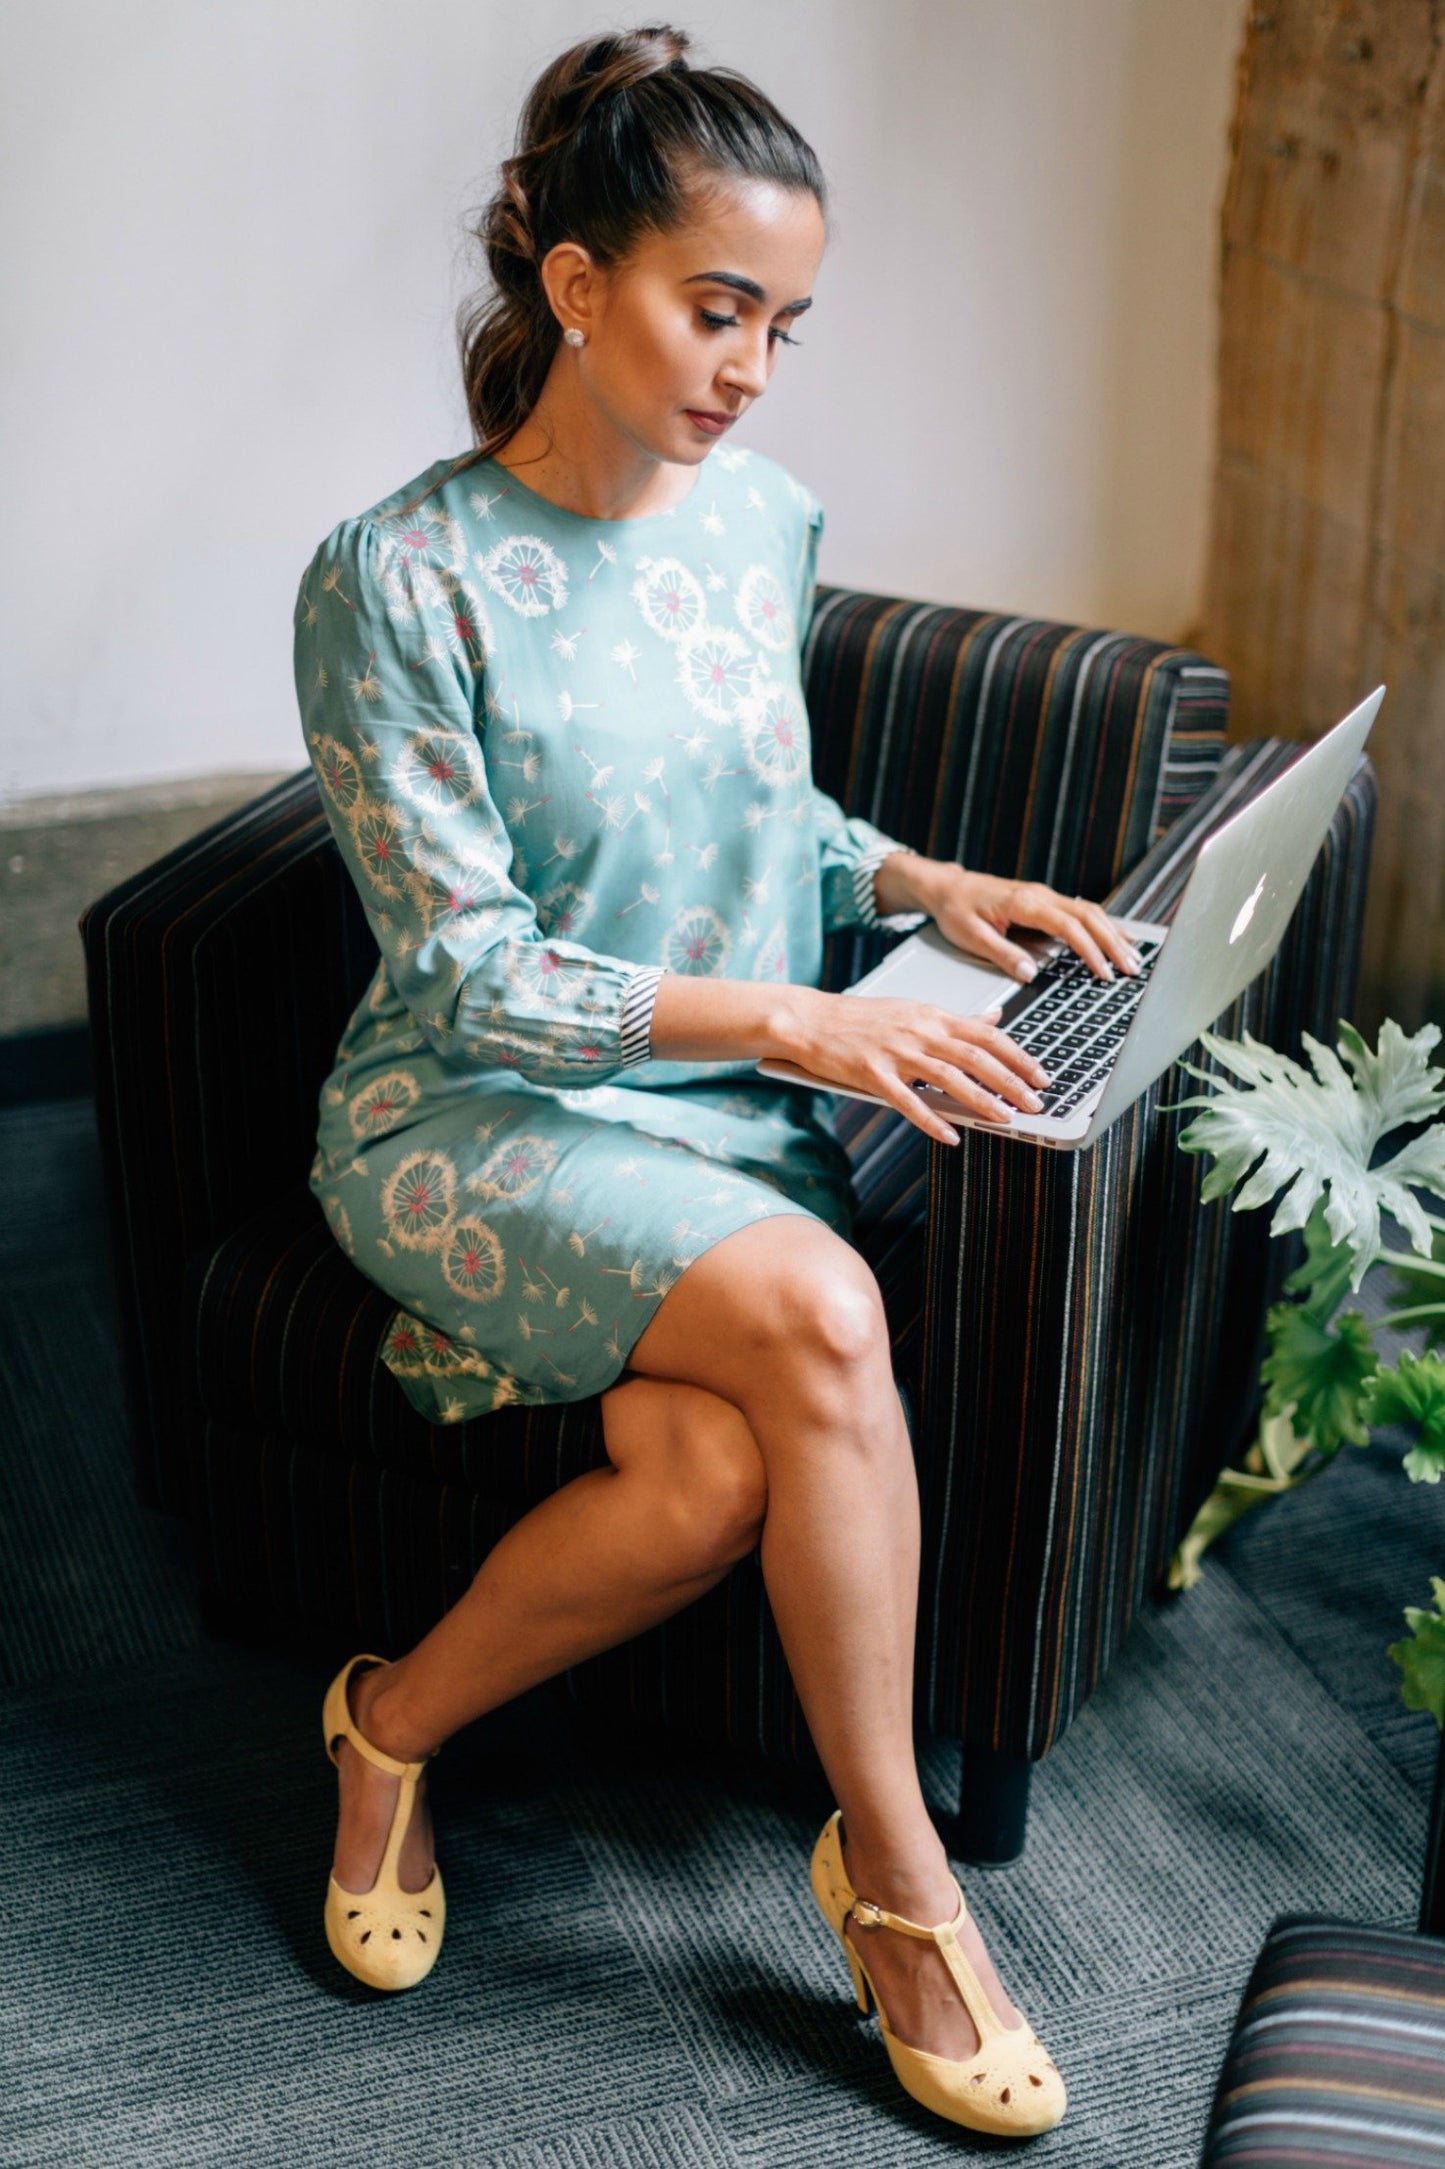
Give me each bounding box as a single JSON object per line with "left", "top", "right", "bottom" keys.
{"left": 336, "top": 1654, "right": 433, "bottom": 1781}
{"left": 850, "top": 1877, "right": 967, "bottom": 1939}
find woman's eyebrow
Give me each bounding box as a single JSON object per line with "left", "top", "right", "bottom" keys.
{"left": 682, "top": 271, "right": 812, "bottom": 314}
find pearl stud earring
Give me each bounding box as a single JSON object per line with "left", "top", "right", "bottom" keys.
{"left": 563, "top": 327, "right": 586, "bottom": 348}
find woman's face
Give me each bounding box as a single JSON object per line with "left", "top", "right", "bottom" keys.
{"left": 541, "top": 176, "right": 826, "bottom": 466}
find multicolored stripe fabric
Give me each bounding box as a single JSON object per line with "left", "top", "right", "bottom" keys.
{"left": 1200, "top": 1916, "right": 1445, "bottom": 2166}
{"left": 81, "top": 584, "right": 1373, "bottom": 1785}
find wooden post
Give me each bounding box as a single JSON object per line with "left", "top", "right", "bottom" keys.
{"left": 1202, "top": 0, "right": 1445, "bottom": 1031}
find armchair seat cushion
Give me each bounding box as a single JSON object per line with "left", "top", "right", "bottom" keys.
{"left": 184, "top": 1091, "right": 929, "bottom": 1503}
{"left": 1200, "top": 1916, "right": 1445, "bottom": 2166}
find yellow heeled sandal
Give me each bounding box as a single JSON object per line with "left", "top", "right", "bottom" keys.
{"left": 809, "top": 1809, "right": 1066, "bottom": 2137}
{"left": 322, "top": 1653, "right": 446, "bottom": 1991}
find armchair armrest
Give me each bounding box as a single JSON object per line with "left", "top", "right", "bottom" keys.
{"left": 914, "top": 740, "right": 1378, "bottom": 1762}
{"left": 79, "top": 769, "right": 375, "bottom": 1510}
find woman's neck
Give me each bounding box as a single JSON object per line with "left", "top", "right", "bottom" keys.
{"left": 492, "top": 373, "right": 697, "bottom": 522}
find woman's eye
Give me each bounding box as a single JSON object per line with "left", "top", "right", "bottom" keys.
{"left": 698, "top": 308, "right": 801, "bottom": 347}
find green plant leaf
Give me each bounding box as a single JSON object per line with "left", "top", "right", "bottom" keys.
{"left": 1384, "top": 1220, "right": 1445, "bottom": 1350}
{"left": 1388, "top": 1576, "right": 1445, "bottom": 1728}
{"left": 1366, "top": 1351, "right": 1445, "bottom": 1483}
{"left": 1174, "top": 1020, "right": 1445, "bottom": 1288}
{"left": 1282, "top": 1198, "right": 1357, "bottom": 1321}
{"left": 1261, "top": 1303, "right": 1376, "bottom": 1451}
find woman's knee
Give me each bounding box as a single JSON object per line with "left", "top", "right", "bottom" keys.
{"left": 602, "top": 1376, "right": 768, "bottom": 1567}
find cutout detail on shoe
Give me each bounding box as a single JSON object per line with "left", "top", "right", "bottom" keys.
{"left": 347, "top": 1909, "right": 359, "bottom": 1919}
{"left": 360, "top": 1931, "right": 371, "bottom": 1943}
{"left": 1000, "top": 2088, "right": 1011, "bottom": 2104}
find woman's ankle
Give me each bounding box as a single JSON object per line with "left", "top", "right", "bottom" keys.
{"left": 350, "top": 1660, "right": 437, "bottom": 1762}
{"left": 840, "top": 1819, "right": 957, "bottom": 1922}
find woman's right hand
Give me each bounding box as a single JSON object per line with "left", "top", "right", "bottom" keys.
{"left": 776, "top": 988, "right": 1051, "bottom": 1145}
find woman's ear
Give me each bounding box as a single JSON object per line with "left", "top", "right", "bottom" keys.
{"left": 539, "top": 239, "right": 601, "bottom": 342}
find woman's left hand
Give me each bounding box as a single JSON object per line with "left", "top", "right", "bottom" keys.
{"left": 915, "top": 864, "right": 1143, "bottom": 985}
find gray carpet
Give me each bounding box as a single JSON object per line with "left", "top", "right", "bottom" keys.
{"left": 2, "top": 1096, "right": 1441, "bottom": 2167}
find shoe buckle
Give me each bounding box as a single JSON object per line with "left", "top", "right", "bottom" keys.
{"left": 852, "top": 1898, "right": 886, "bottom": 1929}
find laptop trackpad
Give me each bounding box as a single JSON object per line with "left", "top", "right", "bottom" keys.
{"left": 843, "top": 921, "right": 1056, "bottom": 1015}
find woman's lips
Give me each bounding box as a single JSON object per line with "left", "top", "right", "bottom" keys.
{"left": 684, "top": 410, "right": 735, "bottom": 435}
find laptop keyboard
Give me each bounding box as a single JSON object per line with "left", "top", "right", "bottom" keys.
{"left": 994, "top": 934, "right": 1165, "bottom": 1118}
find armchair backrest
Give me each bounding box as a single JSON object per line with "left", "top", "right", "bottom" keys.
{"left": 803, "top": 589, "right": 1228, "bottom": 985}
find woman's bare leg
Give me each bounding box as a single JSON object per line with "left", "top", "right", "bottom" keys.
{"left": 331, "top": 1374, "right": 769, "bottom": 1893}
{"left": 618, "top": 1216, "right": 1026, "bottom": 2063}
{"left": 334, "top": 1213, "right": 1024, "bottom": 2061}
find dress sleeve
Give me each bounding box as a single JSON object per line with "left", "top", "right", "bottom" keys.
{"left": 294, "top": 514, "right": 665, "bottom": 1084}
{"left": 793, "top": 488, "right": 930, "bottom": 938}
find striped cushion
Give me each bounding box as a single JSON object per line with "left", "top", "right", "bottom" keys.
{"left": 1200, "top": 1917, "right": 1445, "bottom": 2166}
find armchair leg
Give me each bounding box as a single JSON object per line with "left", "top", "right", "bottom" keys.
{"left": 953, "top": 1742, "right": 1032, "bottom": 1865}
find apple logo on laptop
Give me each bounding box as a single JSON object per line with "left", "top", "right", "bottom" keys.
{"left": 1229, "top": 874, "right": 1267, "bottom": 945}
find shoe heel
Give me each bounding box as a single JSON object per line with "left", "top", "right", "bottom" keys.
{"left": 843, "top": 1937, "right": 872, "bottom": 2016}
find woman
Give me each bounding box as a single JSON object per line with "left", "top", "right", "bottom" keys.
{"left": 296, "top": 24, "right": 1139, "bottom": 2139}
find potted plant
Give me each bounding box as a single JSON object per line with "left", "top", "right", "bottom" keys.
{"left": 1167, "top": 1019, "right": 1445, "bottom": 1724}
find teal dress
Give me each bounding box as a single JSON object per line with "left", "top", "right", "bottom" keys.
{"left": 293, "top": 442, "right": 927, "bottom": 1424}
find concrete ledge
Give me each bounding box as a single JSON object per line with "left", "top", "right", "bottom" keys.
{"left": 1, "top": 770, "right": 294, "bottom": 1035}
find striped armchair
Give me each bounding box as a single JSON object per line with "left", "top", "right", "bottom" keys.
{"left": 1197, "top": 1729, "right": 1445, "bottom": 2163}
{"left": 79, "top": 585, "right": 1376, "bottom": 1863}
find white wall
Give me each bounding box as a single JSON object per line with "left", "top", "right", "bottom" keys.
{"left": 0, "top": 0, "right": 1245, "bottom": 804}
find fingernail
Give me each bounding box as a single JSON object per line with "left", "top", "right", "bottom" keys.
{"left": 1125, "top": 949, "right": 1142, "bottom": 974}
{"left": 1034, "top": 1066, "right": 1052, "bottom": 1086}
{"left": 983, "top": 1001, "right": 1004, "bottom": 1019}
{"left": 1022, "top": 1089, "right": 1043, "bottom": 1111}
{"left": 1015, "top": 958, "right": 1037, "bottom": 982}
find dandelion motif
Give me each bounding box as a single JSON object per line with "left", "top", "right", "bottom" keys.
{"left": 469, "top": 487, "right": 509, "bottom": 520}
{"left": 713, "top": 444, "right": 751, "bottom": 472}
{"left": 675, "top": 623, "right": 754, "bottom": 721}
{"left": 347, "top": 1068, "right": 420, "bottom": 1141}
{"left": 567, "top": 1216, "right": 611, "bottom": 1258}
{"left": 700, "top": 501, "right": 725, "bottom": 537}
{"left": 610, "top": 639, "right": 641, "bottom": 684}
{"left": 538, "top": 1355, "right": 577, "bottom": 1387}
{"left": 506, "top": 792, "right": 551, "bottom": 826}
{"left": 506, "top": 941, "right": 589, "bottom": 1011}
{"left": 745, "top": 486, "right": 767, "bottom": 512}
{"left": 404, "top": 851, "right": 500, "bottom": 943}
{"left": 630, "top": 557, "right": 706, "bottom": 643}
{"left": 575, "top": 746, "right": 615, "bottom": 790}
{"left": 393, "top": 727, "right": 483, "bottom": 815}
{"left": 382, "top": 1313, "right": 430, "bottom": 1375}
{"left": 588, "top": 538, "right": 618, "bottom": 579}
{"left": 569, "top": 1299, "right": 599, "bottom": 1332}
{"left": 495, "top": 747, "right": 542, "bottom": 783}
{"left": 704, "top": 565, "right": 730, "bottom": 593}
{"left": 536, "top": 879, "right": 594, "bottom": 941}
{"left": 734, "top": 564, "right": 794, "bottom": 652}
{"left": 538, "top": 834, "right": 579, "bottom": 870}
{"left": 380, "top": 1148, "right": 457, "bottom": 1252}
{"left": 558, "top": 690, "right": 602, "bottom": 722}
{"left": 350, "top": 650, "right": 384, "bottom": 704}
{"left": 465, "top": 1131, "right": 559, "bottom": 1204}
{"left": 549, "top": 626, "right": 585, "bottom": 661}
{"left": 437, "top": 582, "right": 494, "bottom": 671}
{"left": 687, "top": 840, "right": 720, "bottom": 871}
{"left": 441, "top": 1216, "right": 506, "bottom": 1303}
{"left": 701, "top": 754, "right": 747, "bottom": 790}
{"left": 476, "top": 532, "right": 570, "bottom": 617}
{"left": 663, "top": 904, "right": 732, "bottom": 976}
{"left": 738, "top": 685, "right": 811, "bottom": 787}
{"left": 614, "top": 882, "right": 661, "bottom": 919}
{"left": 346, "top": 800, "right": 408, "bottom": 899}
{"left": 311, "top": 734, "right": 364, "bottom": 815}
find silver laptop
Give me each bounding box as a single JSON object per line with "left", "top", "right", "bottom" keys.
{"left": 758, "top": 687, "right": 1382, "bottom": 1150}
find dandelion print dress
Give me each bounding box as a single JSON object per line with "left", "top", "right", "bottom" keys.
{"left": 294, "top": 441, "right": 928, "bottom": 1425}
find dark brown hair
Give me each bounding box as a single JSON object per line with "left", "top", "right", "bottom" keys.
{"left": 397, "top": 24, "right": 826, "bottom": 516}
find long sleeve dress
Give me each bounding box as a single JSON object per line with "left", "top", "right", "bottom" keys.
{"left": 293, "top": 440, "right": 928, "bottom": 1425}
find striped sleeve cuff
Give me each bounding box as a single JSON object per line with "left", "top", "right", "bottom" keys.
{"left": 619, "top": 965, "right": 665, "bottom": 1068}
{"left": 852, "top": 843, "right": 931, "bottom": 934}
